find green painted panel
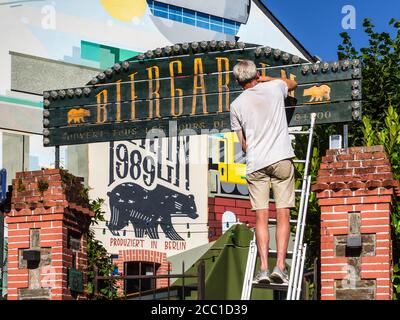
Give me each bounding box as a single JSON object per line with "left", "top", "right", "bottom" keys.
{"left": 99, "top": 47, "right": 116, "bottom": 70}
{"left": 0, "top": 95, "right": 43, "bottom": 108}
{"left": 81, "top": 41, "right": 101, "bottom": 61}
{"left": 120, "top": 49, "right": 139, "bottom": 61}
{"left": 68, "top": 268, "right": 84, "bottom": 293}
{"left": 81, "top": 40, "right": 138, "bottom": 69}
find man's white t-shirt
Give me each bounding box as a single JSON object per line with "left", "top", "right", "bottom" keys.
{"left": 230, "top": 79, "right": 295, "bottom": 175}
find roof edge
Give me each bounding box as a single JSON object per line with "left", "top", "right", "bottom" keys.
{"left": 252, "top": 0, "right": 315, "bottom": 62}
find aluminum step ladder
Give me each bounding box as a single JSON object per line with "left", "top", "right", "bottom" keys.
{"left": 241, "top": 113, "right": 317, "bottom": 300}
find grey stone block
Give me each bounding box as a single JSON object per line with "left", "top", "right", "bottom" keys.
{"left": 349, "top": 212, "right": 361, "bottom": 234}
{"left": 19, "top": 288, "right": 51, "bottom": 300}
{"left": 30, "top": 229, "right": 40, "bottom": 249}
{"left": 335, "top": 279, "right": 376, "bottom": 300}
{"left": 334, "top": 234, "right": 376, "bottom": 257}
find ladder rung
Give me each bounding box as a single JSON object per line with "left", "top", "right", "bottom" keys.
{"left": 268, "top": 218, "right": 298, "bottom": 225}
{"left": 268, "top": 250, "right": 293, "bottom": 259}
{"left": 293, "top": 160, "right": 306, "bottom": 164}
{"left": 253, "top": 282, "right": 288, "bottom": 291}
{"left": 295, "top": 189, "right": 302, "bottom": 193}
{"left": 288, "top": 131, "right": 310, "bottom": 135}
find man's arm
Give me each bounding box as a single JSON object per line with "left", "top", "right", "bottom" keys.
{"left": 230, "top": 104, "right": 246, "bottom": 152}
{"left": 257, "top": 75, "right": 298, "bottom": 91}
{"left": 236, "top": 129, "right": 247, "bottom": 153}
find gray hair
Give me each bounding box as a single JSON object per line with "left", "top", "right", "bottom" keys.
{"left": 232, "top": 60, "right": 258, "bottom": 84}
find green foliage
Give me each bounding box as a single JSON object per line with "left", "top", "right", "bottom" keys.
{"left": 360, "top": 107, "right": 400, "bottom": 299}
{"left": 16, "top": 178, "right": 25, "bottom": 192}
{"left": 37, "top": 179, "right": 49, "bottom": 197}
{"left": 361, "top": 117, "right": 375, "bottom": 147}
{"left": 338, "top": 17, "right": 400, "bottom": 300}
{"left": 338, "top": 18, "right": 400, "bottom": 142}
{"left": 86, "top": 198, "right": 119, "bottom": 300}
{"left": 394, "top": 263, "right": 400, "bottom": 296}
{"left": 362, "top": 105, "right": 400, "bottom": 179}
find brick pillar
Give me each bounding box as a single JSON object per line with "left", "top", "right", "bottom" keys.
{"left": 6, "top": 169, "right": 93, "bottom": 300}
{"left": 312, "top": 146, "right": 394, "bottom": 300}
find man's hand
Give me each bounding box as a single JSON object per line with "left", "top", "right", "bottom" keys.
{"left": 256, "top": 75, "right": 298, "bottom": 91}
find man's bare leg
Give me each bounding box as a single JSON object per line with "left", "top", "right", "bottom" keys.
{"left": 256, "top": 208, "right": 269, "bottom": 271}
{"left": 276, "top": 207, "right": 290, "bottom": 270}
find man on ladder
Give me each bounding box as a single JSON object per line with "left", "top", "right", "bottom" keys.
{"left": 230, "top": 60, "right": 298, "bottom": 285}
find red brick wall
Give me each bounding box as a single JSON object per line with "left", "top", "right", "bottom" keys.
{"left": 208, "top": 196, "right": 277, "bottom": 242}
{"left": 313, "top": 146, "right": 395, "bottom": 300}
{"left": 6, "top": 169, "right": 92, "bottom": 300}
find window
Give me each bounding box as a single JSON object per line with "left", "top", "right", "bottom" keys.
{"left": 219, "top": 141, "right": 225, "bottom": 163}
{"left": 212, "top": 16, "right": 223, "bottom": 26}
{"left": 147, "top": 0, "right": 241, "bottom": 36}
{"left": 124, "top": 261, "right": 160, "bottom": 294}
{"left": 182, "top": 8, "right": 196, "bottom": 26}
{"left": 223, "top": 27, "right": 237, "bottom": 36}
{"left": 196, "top": 12, "right": 209, "bottom": 22}
{"left": 210, "top": 23, "right": 223, "bottom": 33}
{"left": 154, "top": 8, "right": 168, "bottom": 19}
{"left": 169, "top": 6, "right": 182, "bottom": 22}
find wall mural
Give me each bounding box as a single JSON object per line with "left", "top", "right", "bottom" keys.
{"left": 208, "top": 132, "right": 249, "bottom": 197}
{"left": 89, "top": 135, "right": 208, "bottom": 256}
{"left": 108, "top": 182, "right": 198, "bottom": 240}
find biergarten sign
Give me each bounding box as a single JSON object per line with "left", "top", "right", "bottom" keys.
{"left": 42, "top": 41, "right": 362, "bottom": 147}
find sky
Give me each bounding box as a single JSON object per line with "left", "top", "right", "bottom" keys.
{"left": 261, "top": 0, "right": 400, "bottom": 61}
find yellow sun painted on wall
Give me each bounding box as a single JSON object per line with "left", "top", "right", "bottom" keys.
{"left": 100, "top": 0, "right": 147, "bottom": 22}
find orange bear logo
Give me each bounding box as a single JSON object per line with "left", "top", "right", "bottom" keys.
{"left": 68, "top": 108, "right": 90, "bottom": 125}
{"left": 303, "top": 85, "right": 331, "bottom": 103}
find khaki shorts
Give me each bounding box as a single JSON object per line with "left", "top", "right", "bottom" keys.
{"left": 246, "top": 159, "right": 295, "bottom": 210}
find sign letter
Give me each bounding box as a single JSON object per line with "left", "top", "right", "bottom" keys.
{"left": 129, "top": 72, "right": 138, "bottom": 120}
{"left": 147, "top": 66, "right": 161, "bottom": 119}
{"left": 280, "top": 69, "right": 297, "bottom": 98}
{"left": 216, "top": 57, "right": 230, "bottom": 112}
{"left": 116, "top": 80, "right": 121, "bottom": 122}
{"left": 169, "top": 60, "right": 183, "bottom": 117}
{"left": 191, "top": 58, "right": 207, "bottom": 115}
{"left": 259, "top": 62, "right": 269, "bottom": 77}
{"left": 96, "top": 89, "right": 108, "bottom": 123}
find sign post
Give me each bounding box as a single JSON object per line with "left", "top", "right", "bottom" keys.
{"left": 55, "top": 146, "right": 60, "bottom": 169}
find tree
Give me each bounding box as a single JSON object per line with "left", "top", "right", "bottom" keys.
{"left": 337, "top": 17, "right": 400, "bottom": 299}
{"left": 338, "top": 18, "right": 400, "bottom": 144}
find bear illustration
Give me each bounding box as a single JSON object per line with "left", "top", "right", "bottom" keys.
{"left": 107, "top": 183, "right": 199, "bottom": 241}
{"left": 68, "top": 108, "right": 90, "bottom": 124}
{"left": 303, "top": 85, "right": 331, "bottom": 103}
